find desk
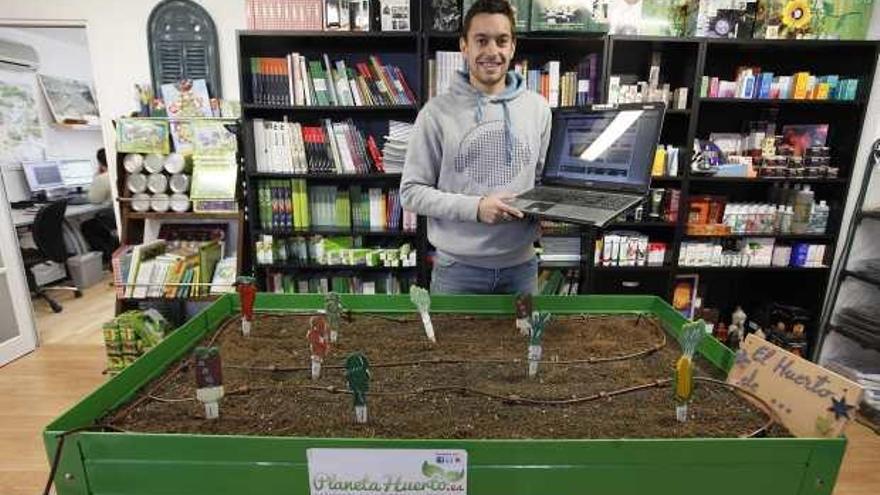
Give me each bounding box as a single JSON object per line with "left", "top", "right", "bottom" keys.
{"left": 12, "top": 202, "right": 110, "bottom": 228}
{"left": 13, "top": 202, "right": 113, "bottom": 256}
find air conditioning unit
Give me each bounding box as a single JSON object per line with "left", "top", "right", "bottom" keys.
{"left": 0, "top": 38, "right": 39, "bottom": 70}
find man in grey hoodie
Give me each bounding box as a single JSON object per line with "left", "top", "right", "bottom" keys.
{"left": 401, "top": 0, "right": 551, "bottom": 294}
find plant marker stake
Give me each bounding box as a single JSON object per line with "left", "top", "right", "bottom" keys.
{"left": 324, "top": 292, "right": 344, "bottom": 343}
{"left": 528, "top": 312, "right": 551, "bottom": 378}
{"left": 514, "top": 293, "right": 533, "bottom": 337}
{"left": 194, "top": 346, "right": 224, "bottom": 419}
{"left": 236, "top": 276, "right": 257, "bottom": 337}
{"left": 345, "top": 352, "right": 371, "bottom": 424}
{"left": 675, "top": 320, "right": 706, "bottom": 423}
{"left": 409, "top": 286, "right": 435, "bottom": 343}
{"left": 307, "top": 315, "right": 330, "bottom": 380}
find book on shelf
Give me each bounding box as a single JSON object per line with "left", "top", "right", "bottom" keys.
{"left": 430, "top": 0, "right": 461, "bottom": 32}
{"left": 256, "top": 179, "right": 414, "bottom": 233}
{"left": 537, "top": 268, "right": 580, "bottom": 295}
{"left": 428, "top": 51, "right": 465, "bottom": 98}
{"left": 210, "top": 257, "right": 238, "bottom": 294}
{"left": 246, "top": 0, "right": 324, "bottom": 30}
{"left": 529, "top": 0, "right": 609, "bottom": 32}
{"left": 250, "top": 53, "right": 415, "bottom": 107}
{"left": 381, "top": 120, "right": 414, "bottom": 173}
{"left": 379, "top": 0, "right": 410, "bottom": 31}
{"left": 252, "top": 118, "right": 382, "bottom": 174}
{"left": 117, "top": 239, "right": 224, "bottom": 299}
{"left": 595, "top": 232, "right": 667, "bottom": 267}
{"left": 512, "top": 53, "right": 599, "bottom": 107}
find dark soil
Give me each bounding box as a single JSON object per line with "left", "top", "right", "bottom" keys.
{"left": 106, "top": 313, "right": 788, "bottom": 439}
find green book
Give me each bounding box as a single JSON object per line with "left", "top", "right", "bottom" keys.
{"left": 530, "top": 0, "right": 609, "bottom": 32}
{"left": 309, "top": 61, "right": 330, "bottom": 106}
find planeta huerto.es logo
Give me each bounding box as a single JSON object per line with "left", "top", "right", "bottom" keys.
{"left": 311, "top": 461, "right": 465, "bottom": 493}
{"left": 309, "top": 449, "right": 467, "bottom": 494}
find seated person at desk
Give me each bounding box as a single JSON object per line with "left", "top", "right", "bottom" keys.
{"left": 88, "top": 148, "right": 111, "bottom": 204}
{"left": 81, "top": 148, "right": 118, "bottom": 262}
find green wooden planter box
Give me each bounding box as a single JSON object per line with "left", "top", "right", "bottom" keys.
{"left": 44, "top": 294, "right": 846, "bottom": 495}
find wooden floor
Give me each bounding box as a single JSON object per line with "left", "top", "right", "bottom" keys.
{"left": 0, "top": 276, "right": 878, "bottom": 494}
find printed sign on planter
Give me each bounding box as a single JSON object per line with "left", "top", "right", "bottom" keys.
{"left": 307, "top": 448, "right": 467, "bottom": 495}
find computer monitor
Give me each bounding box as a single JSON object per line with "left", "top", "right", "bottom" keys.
{"left": 21, "top": 160, "right": 65, "bottom": 193}
{"left": 59, "top": 159, "right": 95, "bottom": 189}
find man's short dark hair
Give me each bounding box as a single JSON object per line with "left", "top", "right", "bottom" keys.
{"left": 462, "top": 0, "right": 517, "bottom": 40}
{"left": 96, "top": 148, "right": 106, "bottom": 167}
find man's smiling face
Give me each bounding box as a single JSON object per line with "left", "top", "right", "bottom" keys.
{"left": 460, "top": 13, "right": 516, "bottom": 95}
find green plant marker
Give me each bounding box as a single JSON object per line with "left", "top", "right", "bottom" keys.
{"left": 193, "top": 346, "right": 224, "bottom": 419}
{"left": 674, "top": 320, "right": 706, "bottom": 423}
{"left": 514, "top": 293, "right": 533, "bottom": 336}
{"left": 409, "top": 286, "right": 435, "bottom": 343}
{"left": 528, "top": 312, "right": 551, "bottom": 378}
{"left": 324, "top": 292, "right": 344, "bottom": 343}
{"left": 345, "top": 352, "right": 371, "bottom": 424}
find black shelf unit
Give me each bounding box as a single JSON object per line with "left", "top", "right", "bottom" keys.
{"left": 238, "top": 30, "right": 879, "bottom": 340}
{"left": 238, "top": 28, "right": 426, "bottom": 293}
{"left": 594, "top": 36, "right": 879, "bottom": 356}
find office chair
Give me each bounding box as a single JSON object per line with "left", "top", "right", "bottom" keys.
{"left": 21, "top": 199, "right": 82, "bottom": 313}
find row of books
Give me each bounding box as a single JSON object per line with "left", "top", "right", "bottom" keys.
{"left": 256, "top": 179, "right": 415, "bottom": 232}
{"left": 113, "top": 240, "right": 234, "bottom": 299}
{"left": 514, "top": 54, "right": 601, "bottom": 108}
{"left": 537, "top": 268, "right": 581, "bottom": 295}
{"left": 250, "top": 53, "right": 415, "bottom": 107}
{"left": 701, "top": 70, "right": 860, "bottom": 101}
{"left": 255, "top": 234, "right": 416, "bottom": 267}
{"left": 252, "top": 118, "right": 383, "bottom": 174}
{"left": 265, "top": 271, "right": 415, "bottom": 294}
{"left": 246, "top": 0, "right": 407, "bottom": 32}
{"left": 594, "top": 233, "right": 668, "bottom": 267}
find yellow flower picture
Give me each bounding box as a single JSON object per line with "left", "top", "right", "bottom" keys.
{"left": 781, "top": 0, "right": 812, "bottom": 31}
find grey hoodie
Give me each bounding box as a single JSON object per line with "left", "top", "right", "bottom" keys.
{"left": 401, "top": 71, "right": 552, "bottom": 269}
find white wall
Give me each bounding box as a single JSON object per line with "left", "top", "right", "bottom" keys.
{"left": 0, "top": 0, "right": 247, "bottom": 213}
{"left": 0, "top": 26, "right": 103, "bottom": 162}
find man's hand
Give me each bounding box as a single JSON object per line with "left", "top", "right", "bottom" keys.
{"left": 478, "top": 193, "right": 524, "bottom": 224}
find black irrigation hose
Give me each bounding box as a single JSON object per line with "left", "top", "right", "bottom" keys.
{"left": 43, "top": 425, "right": 126, "bottom": 495}
{"left": 226, "top": 319, "right": 667, "bottom": 373}
{"left": 144, "top": 376, "right": 776, "bottom": 438}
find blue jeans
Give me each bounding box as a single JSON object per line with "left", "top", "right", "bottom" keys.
{"left": 430, "top": 254, "right": 538, "bottom": 295}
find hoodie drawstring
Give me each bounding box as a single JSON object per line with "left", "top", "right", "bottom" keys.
{"left": 475, "top": 97, "right": 513, "bottom": 169}
{"left": 475, "top": 95, "right": 486, "bottom": 124}
{"left": 502, "top": 101, "right": 512, "bottom": 169}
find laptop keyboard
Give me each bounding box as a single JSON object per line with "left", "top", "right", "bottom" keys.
{"left": 519, "top": 188, "right": 635, "bottom": 211}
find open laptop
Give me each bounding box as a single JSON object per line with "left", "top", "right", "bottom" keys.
{"left": 508, "top": 103, "right": 665, "bottom": 227}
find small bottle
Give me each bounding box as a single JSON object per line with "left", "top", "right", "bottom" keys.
{"left": 810, "top": 200, "right": 830, "bottom": 234}
{"left": 781, "top": 205, "right": 794, "bottom": 234}
{"left": 774, "top": 205, "right": 785, "bottom": 233}
{"left": 762, "top": 204, "right": 774, "bottom": 233}
{"left": 747, "top": 204, "right": 759, "bottom": 233}
{"left": 792, "top": 185, "right": 814, "bottom": 234}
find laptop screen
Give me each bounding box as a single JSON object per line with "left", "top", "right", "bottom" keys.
{"left": 543, "top": 105, "right": 664, "bottom": 194}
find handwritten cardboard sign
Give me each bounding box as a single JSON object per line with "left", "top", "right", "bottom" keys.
{"left": 727, "top": 334, "right": 863, "bottom": 438}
